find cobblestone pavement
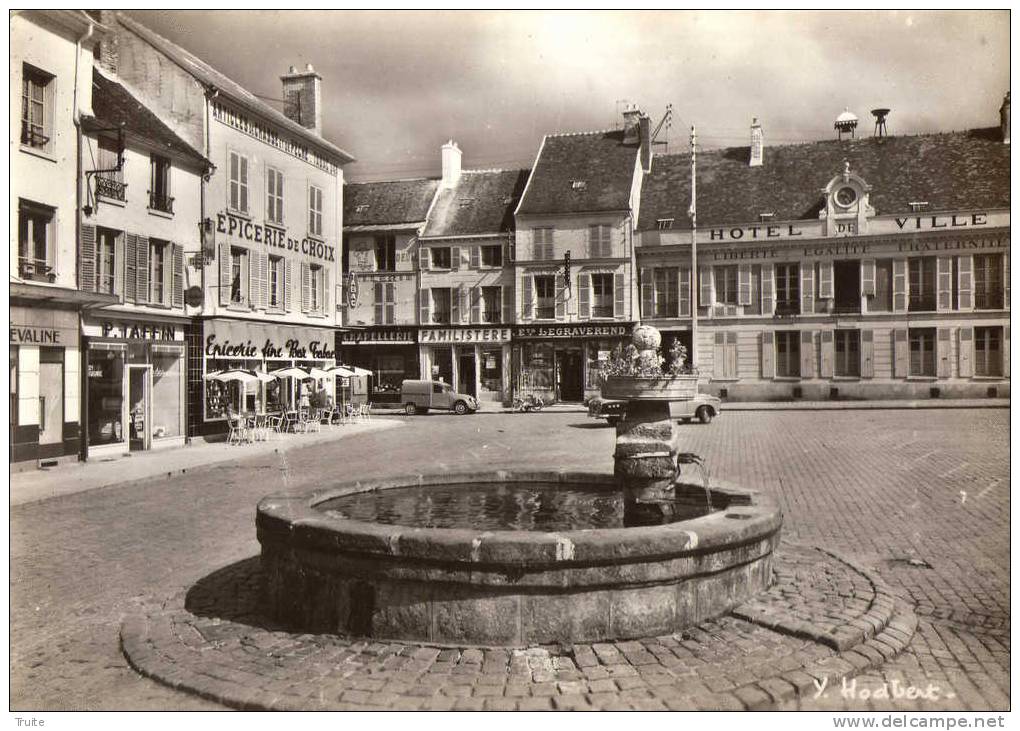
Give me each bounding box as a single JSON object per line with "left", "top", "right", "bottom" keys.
{"left": 10, "top": 409, "right": 1009, "bottom": 710}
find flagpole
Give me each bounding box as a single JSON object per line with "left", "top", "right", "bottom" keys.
{"left": 689, "top": 125, "right": 698, "bottom": 371}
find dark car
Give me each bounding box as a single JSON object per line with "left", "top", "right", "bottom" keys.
{"left": 587, "top": 393, "right": 723, "bottom": 426}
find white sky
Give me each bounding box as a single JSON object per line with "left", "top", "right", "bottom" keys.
{"left": 129, "top": 10, "right": 1010, "bottom": 182}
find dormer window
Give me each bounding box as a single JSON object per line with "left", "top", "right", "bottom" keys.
{"left": 355, "top": 204, "right": 369, "bottom": 214}
{"left": 656, "top": 218, "right": 674, "bottom": 230}
{"left": 909, "top": 201, "right": 930, "bottom": 212}
{"left": 759, "top": 212, "right": 775, "bottom": 222}
{"left": 571, "top": 180, "right": 587, "bottom": 191}
{"left": 458, "top": 197, "right": 476, "bottom": 208}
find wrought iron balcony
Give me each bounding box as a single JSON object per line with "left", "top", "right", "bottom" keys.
{"left": 149, "top": 192, "right": 175, "bottom": 214}
{"left": 774, "top": 301, "right": 800, "bottom": 317}
{"left": 18, "top": 257, "right": 54, "bottom": 283}
{"left": 832, "top": 303, "right": 862, "bottom": 315}
{"left": 483, "top": 311, "right": 501, "bottom": 324}
{"left": 95, "top": 176, "right": 126, "bottom": 201}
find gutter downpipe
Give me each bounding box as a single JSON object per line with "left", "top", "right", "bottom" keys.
{"left": 74, "top": 20, "right": 95, "bottom": 463}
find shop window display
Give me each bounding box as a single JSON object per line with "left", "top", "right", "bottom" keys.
{"left": 88, "top": 348, "right": 125, "bottom": 445}
{"left": 151, "top": 349, "right": 183, "bottom": 439}
{"left": 480, "top": 348, "right": 502, "bottom": 393}
{"left": 522, "top": 343, "right": 554, "bottom": 390}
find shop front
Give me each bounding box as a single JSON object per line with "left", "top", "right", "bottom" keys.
{"left": 418, "top": 327, "right": 513, "bottom": 405}
{"left": 337, "top": 327, "right": 418, "bottom": 405}
{"left": 513, "top": 323, "right": 633, "bottom": 403}
{"left": 82, "top": 314, "right": 188, "bottom": 459}
{"left": 10, "top": 305, "right": 82, "bottom": 470}
{"left": 187, "top": 319, "right": 339, "bottom": 437}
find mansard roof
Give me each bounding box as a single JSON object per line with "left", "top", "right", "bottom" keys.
{"left": 421, "top": 169, "right": 530, "bottom": 238}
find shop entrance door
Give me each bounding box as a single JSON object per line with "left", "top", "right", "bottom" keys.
{"left": 458, "top": 351, "right": 476, "bottom": 397}
{"left": 556, "top": 349, "right": 583, "bottom": 402}
{"left": 432, "top": 347, "right": 453, "bottom": 385}
{"left": 38, "top": 351, "right": 63, "bottom": 449}
{"left": 128, "top": 365, "right": 151, "bottom": 451}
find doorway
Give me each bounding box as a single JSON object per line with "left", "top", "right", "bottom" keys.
{"left": 38, "top": 349, "right": 63, "bottom": 450}
{"left": 556, "top": 349, "right": 583, "bottom": 402}
{"left": 458, "top": 351, "right": 476, "bottom": 397}
{"left": 128, "top": 365, "right": 150, "bottom": 451}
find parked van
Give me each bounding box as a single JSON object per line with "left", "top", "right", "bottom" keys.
{"left": 401, "top": 380, "right": 479, "bottom": 415}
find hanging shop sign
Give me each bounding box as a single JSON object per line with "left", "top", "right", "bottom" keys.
{"left": 339, "top": 328, "right": 416, "bottom": 345}
{"left": 204, "top": 320, "right": 336, "bottom": 360}
{"left": 419, "top": 327, "right": 512, "bottom": 344}
{"left": 216, "top": 211, "right": 336, "bottom": 262}
{"left": 514, "top": 324, "right": 631, "bottom": 340}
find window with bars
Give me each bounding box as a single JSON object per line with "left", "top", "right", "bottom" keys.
{"left": 228, "top": 151, "right": 249, "bottom": 214}
{"left": 908, "top": 257, "right": 937, "bottom": 312}
{"left": 909, "top": 328, "right": 936, "bottom": 377}
{"left": 653, "top": 268, "right": 679, "bottom": 318}
{"left": 17, "top": 200, "right": 54, "bottom": 281}
{"left": 714, "top": 265, "right": 739, "bottom": 306}
{"left": 775, "top": 263, "right": 800, "bottom": 314}
{"left": 775, "top": 331, "right": 800, "bottom": 378}
{"left": 482, "top": 286, "right": 501, "bottom": 323}
{"left": 266, "top": 168, "right": 284, "bottom": 224}
{"left": 21, "top": 64, "right": 52, "bottom": 151}
{"left": 834, "top": 330, "right": 861, "bottom": 377}
{"left": 535, "top": 275, "right": 555, "bottom": 319}
{"left": 96, "top": 228, "right": 118, "bottom": 295}
{"left": 974, "top": 326, "right": 1002, "bottom": 377}
{"left": 309, "top": 185, "right": 323, "bottom": 237}
{"left": 974, "top": 254, "right": 1004, "bottom": 310}
{"left": 149, "top": 155, "right": 173, "bottom": 213}
{"left": 269, "top": 255, "right": 284, "bottom": 308}
{"left": 592, "top": 273, "right": 614, "bottom": 318}
{"left": 533, "top": 228, "right": 554, "bottom": 260}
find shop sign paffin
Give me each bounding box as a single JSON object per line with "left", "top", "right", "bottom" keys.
{"left": 217, "top": 211, "right": 336, "bottom": 262}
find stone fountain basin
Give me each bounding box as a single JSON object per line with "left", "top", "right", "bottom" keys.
{"left": 257, "top": 470, "right": 782, "bottom": 647}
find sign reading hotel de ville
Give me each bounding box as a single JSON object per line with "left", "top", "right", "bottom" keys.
{"left": 216, "top": 211, "right": 337, "bottom": 263}
{"left": 419, "top": 328, "right": 512, "bottom": 344}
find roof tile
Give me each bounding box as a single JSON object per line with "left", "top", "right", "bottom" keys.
{"left": 343, "top": 178, "right": 440, "bottom": 228}
{"left": 422, "top": 169, "right": 530, "bottom": 238}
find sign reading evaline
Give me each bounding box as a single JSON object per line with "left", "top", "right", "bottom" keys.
{"left": 216, "top": 212, "right": 335, "bottom": 262}
{"left": 204, "top": 320, "right": 336, "bottom": 360}
{"left": 419, "top": 328, "right": 512, "bottom": 344}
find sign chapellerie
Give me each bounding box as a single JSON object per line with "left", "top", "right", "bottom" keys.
{"left": 204, "top": 321, "right": 336, "bottom": 360}
{"left": 217, "top": 212, "right": 336, "bottom": 263}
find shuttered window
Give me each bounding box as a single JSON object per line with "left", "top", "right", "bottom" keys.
{"left": 535, "top": 275, "right": 555, "bottom": 319}
{"left": 908, "top": 257, "right": 937, "bottom": 311}
{"left": 775, "top": 263, "right": 800, "bottom": 314}
{"left": 268, "top": 256, "right": 284, "bottom": 308}
{"left": 714, "top": 265, "right": 738, "bottom": 305}
{"left": 588, "top": 224, "right": 612, "bottom": 257}
{"left": 775, "top": 331, "right": 800, "bottom": 378}
{"left": 834, "top": 330, "right": 860, "bottom": 377}
{"left": 533, "top": 228, "right": 554, "bottom": 260}
{"left": 974, "top": 254, "right": 1004, "bottom": 310}
{"left": 266, "top": 167, "right": 284, "bottom": 224}
{"left": 21, "top": 64, "right": 53, "bottom": 151}
{"left": 974, "top": 326, "right": 1003, "bottom": 377}
{"left": 96, "top": 228, "right": 118, "bottom": 295}
{"left": 909, "top": 328, "right": 936, "bottom": 377}
{"left": 653, "top": 268, "right": 679, "bottom": 318}
{"left": 150, "top": 239, "right": 168, "bottom": 305}
{"left": 228, "top": 151, "right": 249, "bottom": 214}
{"left": 309, "top": 185, "right": 323, "bottom": 237}
{"left": 591, "top": 273, "right": 614, "bottom": 318}
{"left": 432, "top": 288, "right": 452, "bottom": 324}
{"left": 230, "top": 247, "right": 249, "bottom": 305}
{"left": 482, "top": 286, "right": 502, "bottom": 323}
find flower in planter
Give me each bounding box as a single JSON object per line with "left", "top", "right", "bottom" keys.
{"left": 600, "top": 339, "right": 694, "bottom": 380}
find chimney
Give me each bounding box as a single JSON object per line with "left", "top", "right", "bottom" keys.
{"left": 280, "top": 63, "right": 322, "bottom": 135}
{"left": 1000, "top": 92, "right": 1010, "bottom": 144}
{"left": 639, "top": 114, "right": 652, "bottom": 172}
{"left": 750, "top": 118, "right": 764, "bottom": 167}
{"left": 622, "top": 104, "right": 642, "bottom": 145}
{"left": 441, "top": 140, "right": 462, "bottom": 188}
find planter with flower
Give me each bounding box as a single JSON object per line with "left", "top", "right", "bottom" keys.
{"left": 600, "top": 325, "right": 700, "bottom": 401}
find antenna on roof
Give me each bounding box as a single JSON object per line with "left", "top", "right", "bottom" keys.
{"left": 651, "top": 104, "right": 673, "bottom": 152}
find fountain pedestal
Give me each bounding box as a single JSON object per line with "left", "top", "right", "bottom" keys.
{"left": 614, "top": 399, "right": 681, "bottom": 525}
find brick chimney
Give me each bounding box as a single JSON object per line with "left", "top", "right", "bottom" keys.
{"left": 622, "top": 104, "right": 642, "bottom": 145}
{"left": 281, "top": 63, "right": 322, "bottom": 135}
{"left": 1000, "top": 92, "right": 1010, "bottom": 144}
{"left": 96, "top": 10, "right": 120, "bottom": 74}
{"left": 750, "top": 118, "right": 764, "bottom": 167}
{"left": 441, "top": 140, "right": 462, "bottom": 188}
{"left": 639, "top": 114, "right": 652, "bottom": 172}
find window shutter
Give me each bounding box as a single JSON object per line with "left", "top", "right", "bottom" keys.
{"left": 893, "top": 259, "right": 908, "bottom": 312}
{"left": 937, "top": 256, "right": 953, "bottom": 311}
{"left": 699, "top": 266, "right": 712, "bottom": 308}
{"left": 448, "top": 286, "right": 460, "bottom": 323}
{"left": 861, "top": 330, "right": 874, "bottom": 378}
{"left": 419, "top": 288, "right": 431, "bottom": 324}
{"left": 679, "top": 266, "right": 691, "bottom": 318}
{"left": 893, "top": 329, "right": 909, "bottom": 378}
{"left": 579, "top": 273, "right": 592, "bottom": 319}
{"left": 385, "top": 284, "right": 394, "bottom": 324}
{"left": 712, "top": 332, "right": 725, "bottom": 379}
{"left": 374, "top": 282, "right": 384, "bottom": 324}
{"left": 798, "top": 330, "right": 813, "bottom": 378}
{"left": 937, "top": 327, "right": 951, "bottom": 378}
{"left": 219, "top": 243, "right": 231, "bottom": 306}
{"left": 761, "top": 265, "right": 774, "bottom": 315}
{"left": 1003, "top": 326, "right": 1010, "bottom": 378}
{"left": 324, "top": 270, "right": 331, "bottom": 314}
{"left": 958, "top": 327, "right": 973, "bottom": 378}
{"left": 134, "top": 236, "right": 149, "bottom": 304}
{"left": 1003, "top": 253, "right": 1010, "bottom": 310}
{"left": 284, "top": 259, "right": 293, "bottom": 312}
{"left": 502, "top": 285, "right": 513, "bottom": 324}
{"left": 817, "top": 261, "right": 833, "bottom": 299}
{"left": 800, "top": 265, "right": 814, "bottom": 315}
{"left": 172, "top": 243, "right": 184, "bottom": 308}
{"left": 587, "top": 226, "right": 597, "bottom": 258}
{"left": 470, "top": 286, "right": 481, "bottom": 324}
{"left": 738, "top": 264, "right": 752, "bottom": 306}
{"left": 555, "top": 276, "right": 565, "bottom": 320}
{"left": 420, "top": 245, "right": 430, "bottom": 271}
{"left": 957, "top": 255, "right": 973, "bottom": 311}
{"left": 861, "top": 259, "right": 876, "bottom": 297}
{"left": 470, "top": 246, "right": 480, "bottom": 269}
{"left": 124, "top": 233, "right": 137, "bottom": 302}
{"left": 451, "top": 246, "right": 461, "bottom": 271}
{"left": 79, "top": 224, "right": 97, "bottom": 292}
{"left": 522, "top": 275, "right": 533, "bottom": 320}
{"left": 301, "top": 262, "right": 310, "bottom": 313}
{"left": 260, "top": 251, "right": 270, "bottom": 309}
{"left": 820, "top": 330, "right": 834, "bottom": 378}
{"left": 240, "top": 156, "right": 249, "bottom": 213}
{"left": 761, "top": 331, "right": 775, "bottom": 378}
{"left": 639, "top": 268, "right": 653, "bottom": 318}
{"left": 614, "top": 271, "right": 625, "bottom": 319}
{"left": 726, "top": 331, "right": 737, "bottom": 378}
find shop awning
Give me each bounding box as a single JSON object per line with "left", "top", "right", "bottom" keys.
{"left": 10, "top": 282, "right": 120, "bottom": 309}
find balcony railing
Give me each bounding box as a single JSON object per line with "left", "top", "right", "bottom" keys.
{"left": 592, "top": 305, "right": 614, "bottom": 318}
{"left": 832, "top": 302, "right": 862, "bottom": 314}
{"left": 774, "top": 301, "right": 800, "bottom": 317}
{"left": 483, "top": 311, "right": 501, "bottom": 323}
{"left": 431, "top": 312, "right": 451, "bottom": 324}
{"left": 21, "top": 124, "right": 50, "bottom": 149}
{"left": 95, "top": 176, "right": 127, "bottom": 201}
{"left": 149, "top": 192, "right": 174, "bottom": 214}
{"left": 18, "top": 257, "right": 54, "bottom": 283}
{"left": 908, "top": 296, "right": 937, "bottom": 312}
{"left": 535, "top": 305, "right": 555, "bottom": 320}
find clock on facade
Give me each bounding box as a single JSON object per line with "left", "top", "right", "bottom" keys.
{"left": 835, "top": 186, "right": 858, "bottom": 207}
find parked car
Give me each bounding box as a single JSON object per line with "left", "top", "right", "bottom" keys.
{"left": 401, "top": 380, "right": 479, "bottom": 415}
{"left": 587, "top": 393, "right": 722, "bottom": 425}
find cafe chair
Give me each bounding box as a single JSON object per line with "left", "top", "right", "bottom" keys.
{"left": 227, "top": 411, "right": 249, "bottom": 446}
